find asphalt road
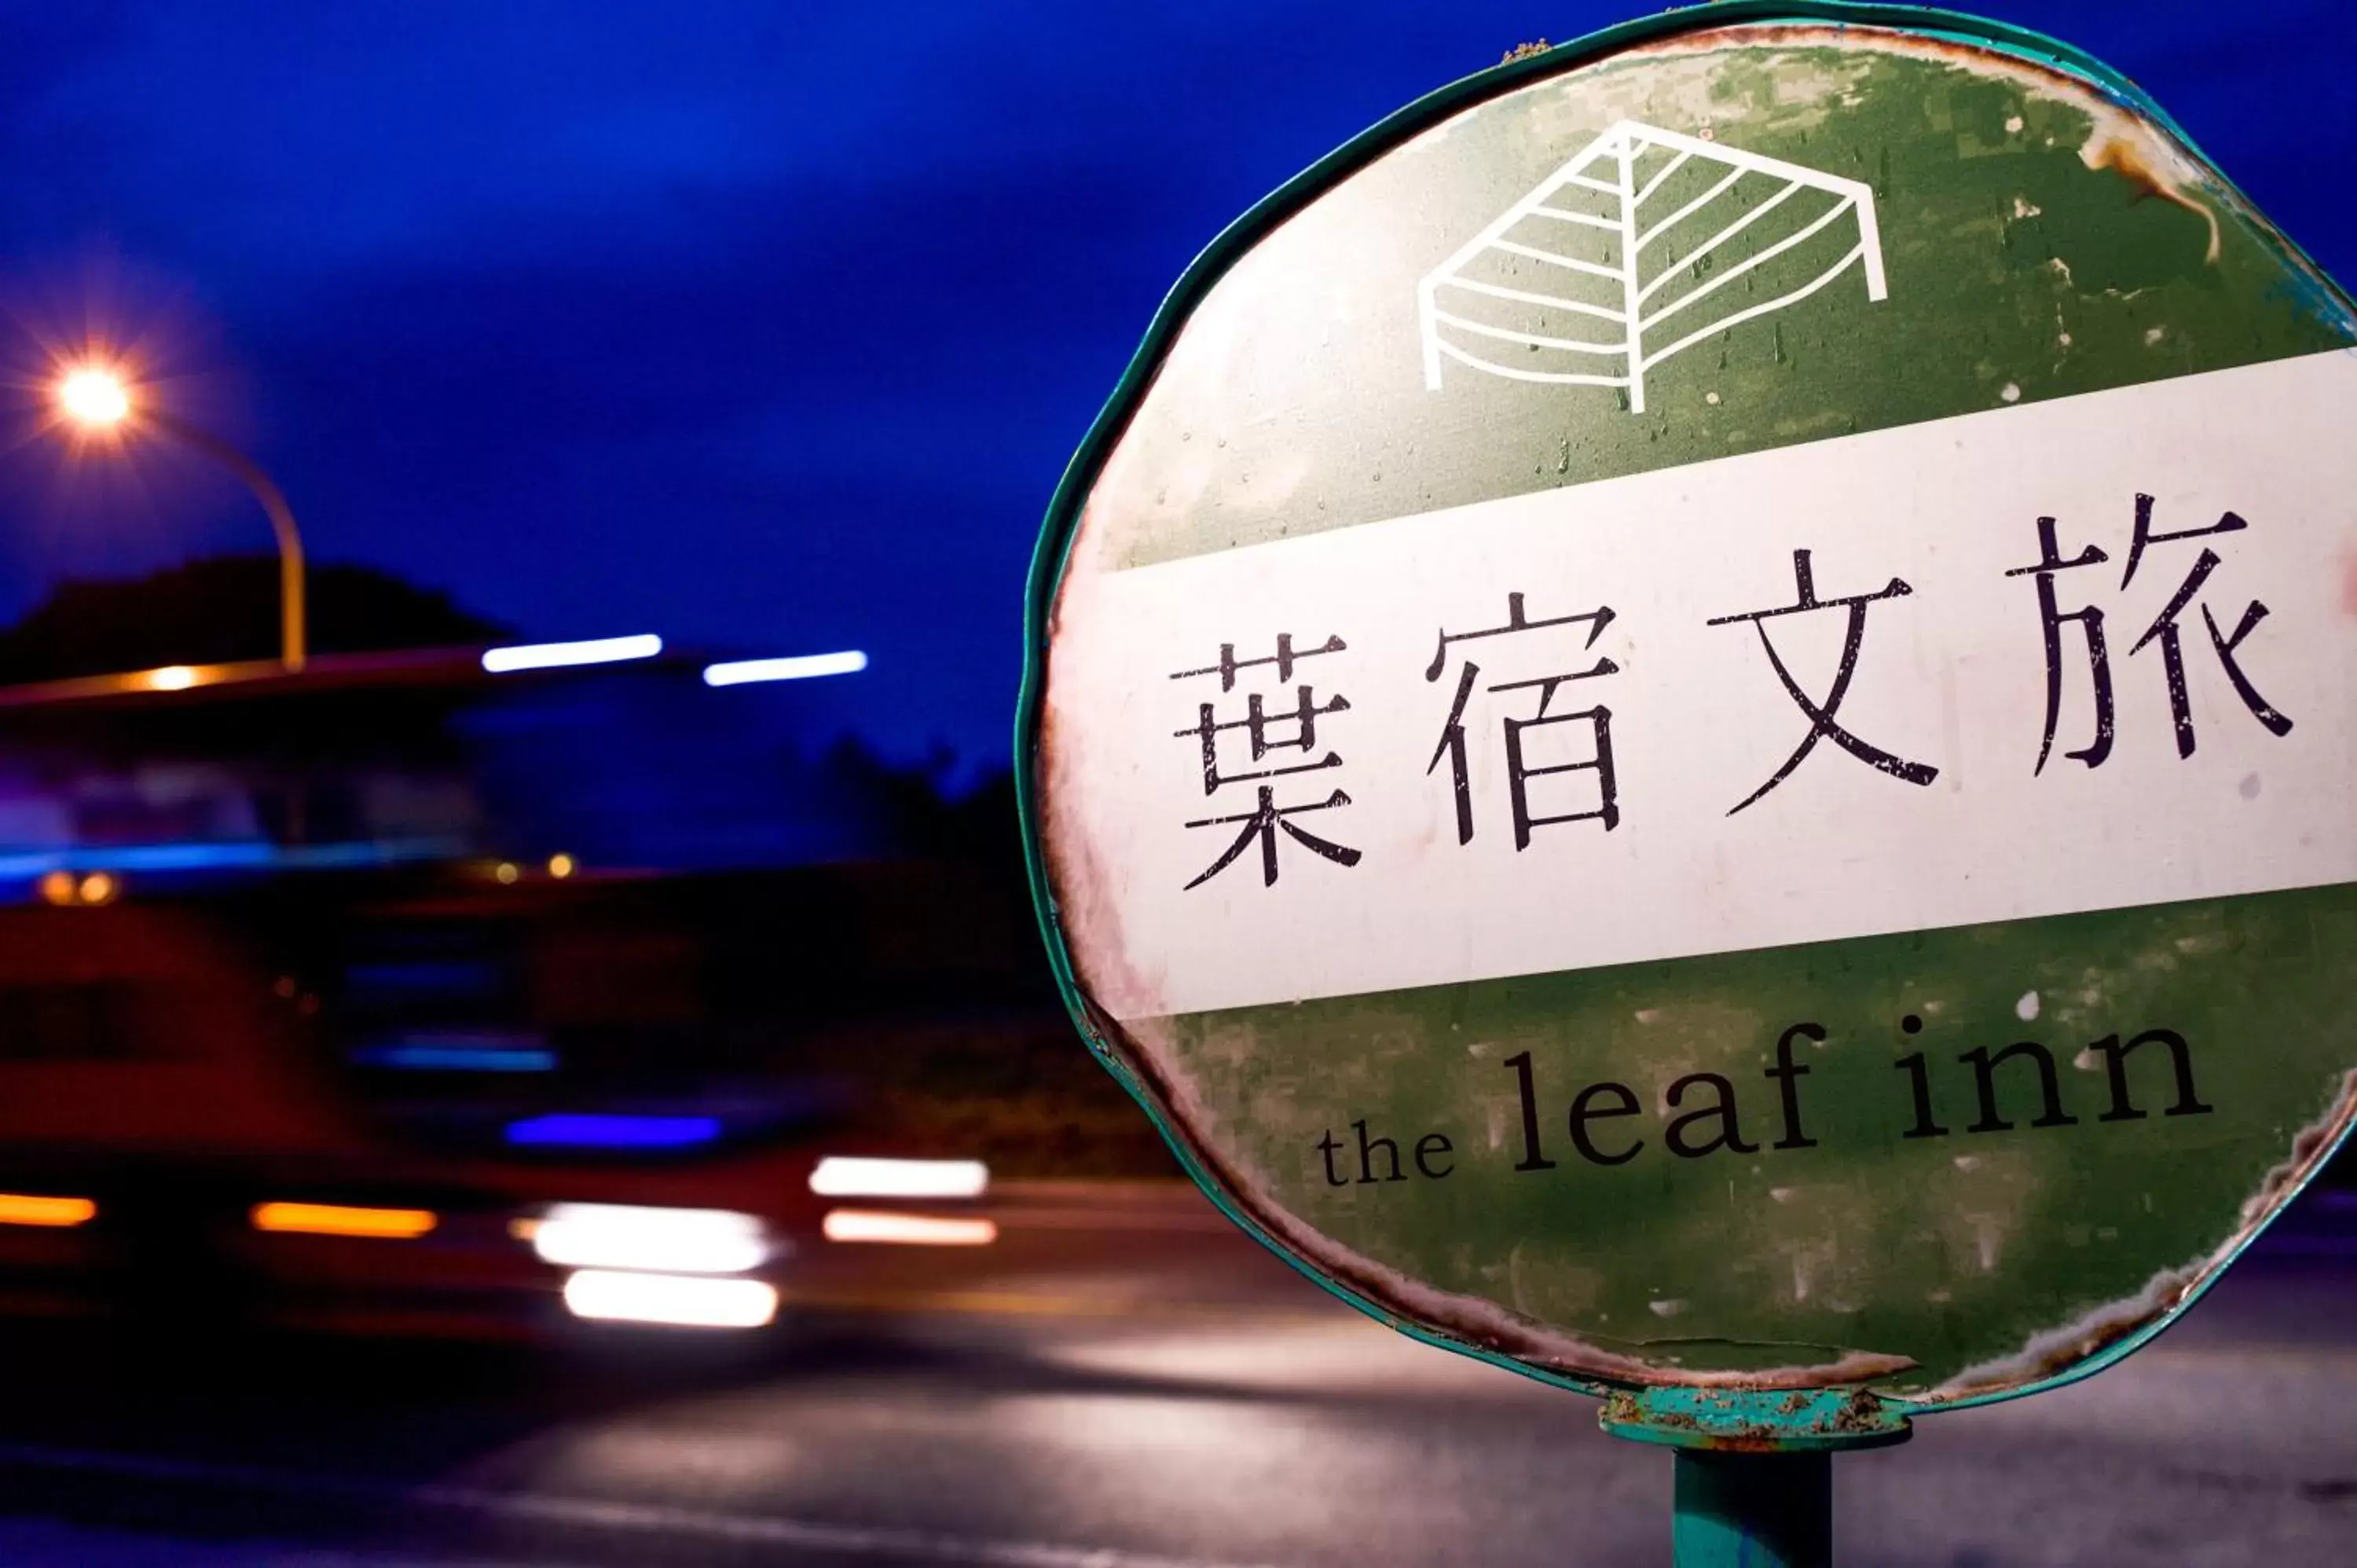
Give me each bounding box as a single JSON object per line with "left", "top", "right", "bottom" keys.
{"left": 0, "top": 1183, "right": 2349, "bottom": 1568}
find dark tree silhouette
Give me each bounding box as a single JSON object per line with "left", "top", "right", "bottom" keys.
{"left": 822, "top": 739, "right": 1025, "bottom": 874}
{"left": 0, "top": 554, "right": 508, "bottom": 685}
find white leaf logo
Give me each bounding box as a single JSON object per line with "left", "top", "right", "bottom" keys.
{"left": 1417, "top": 120, "right": 1888, "bottom": 412}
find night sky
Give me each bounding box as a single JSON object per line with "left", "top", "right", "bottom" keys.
{"left": 0, "top": 2, "right": 2346, "bottom": 764}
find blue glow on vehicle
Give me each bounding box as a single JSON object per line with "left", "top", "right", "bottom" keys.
{"left": 0, "top": 837, "right": 462, "bottom": 885}
{"left": 355, "top": 1042, "right": 558, "bottom": 1073}
{"left": 346, "top": 962, "right": 503, "bottom": 995}
{"left": 504, "top": 1113, "right": 722, "bottom": 1149}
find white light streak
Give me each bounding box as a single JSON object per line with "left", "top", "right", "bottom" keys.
{"left": 562, "top": 1269, "right": 779, "bottom": 1328}
{"left": 482, "top": 634, "right": 662, "bottom": 674}
{"left": 529, "top": 1203, "right": 769, "bottom": 1274}
{"left": 822, "top": 1208, "right": 999, "bottom": 1247}
{"left": 809, "top": 1156, "right": 989, "bottom": 1200}
{"left": 702, "top": 650, "right": 868, "bottom": 687}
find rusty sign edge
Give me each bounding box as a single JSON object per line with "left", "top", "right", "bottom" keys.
{"left": 1011, "top": 1, "right": 2357, "bottom": 1414}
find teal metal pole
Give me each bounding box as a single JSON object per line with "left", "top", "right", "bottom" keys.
{"left": 1600, "top": 1387, "right": 1908, "bottom": 1564}
{"left": 1673, "top": 1450, "right": 1830, "bottom": 1567}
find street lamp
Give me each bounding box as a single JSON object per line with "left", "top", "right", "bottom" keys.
{"left": 52, "top": 363, "right": 307, "bottom": 672}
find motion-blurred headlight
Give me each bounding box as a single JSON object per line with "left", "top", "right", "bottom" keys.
{"left": 808, "top": 1157, "right": 989, "bottom": 1200}
{"left": 562, "top": 1269, "right": 778, "bottom": 1328}
{"left": 526, "top": 1203, "right": 769, "bottom": 1275}
{"left": 821, "top": 1209, "right": 999, "bottom": 1247}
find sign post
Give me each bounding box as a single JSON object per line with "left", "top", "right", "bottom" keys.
{"left": 1018, "top": 5, "right": 2357, "bottom": 1559}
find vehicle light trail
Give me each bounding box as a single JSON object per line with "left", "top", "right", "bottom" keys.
{"left": 702, "top": 650, "right": 867, "bottom": 686}
{"left": 250, "top": 1203, "right": 438, "bottom": 1239}
{"left": 561, "top": 1269, "right": 779, "bottom": 1328}
{"left": 823, "top": 1209, "right": 999, "bottom": 1247}
{"left": 811, "top": 1156, "right": 990, "bottom": 1199}
{"left": 481, "top": 634, "right": 662, "bottom": 673}
{"left": 527, "top": 1203, "right": 770, "bottom": 1274}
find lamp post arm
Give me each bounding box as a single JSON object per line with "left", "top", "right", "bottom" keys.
{"left": 147, "top": 412, "right": 306, "bottom": 672}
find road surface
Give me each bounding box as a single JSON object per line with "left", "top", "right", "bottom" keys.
{"left": 0, "top": 1181, "right": 2348, "bottom": 1566}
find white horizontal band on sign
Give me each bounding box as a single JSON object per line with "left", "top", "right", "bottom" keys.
{"left": 1044, "top": 350, "right": 2357, "bottom": 1020}
{"left": 481, "top": 634, "right": 662, "bottom": 673}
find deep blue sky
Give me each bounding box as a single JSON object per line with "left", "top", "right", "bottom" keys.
{"left": 0, "top": 2, "right": 2346, "bottom": 764}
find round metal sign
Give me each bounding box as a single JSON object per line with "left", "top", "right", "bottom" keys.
{"left": 1020, "top": 2, "right": 2357, "bottom": 1408}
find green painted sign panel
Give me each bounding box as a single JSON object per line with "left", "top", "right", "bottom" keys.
{"left": 1019, "top": 2, "right": 2357, "bottom": 1409}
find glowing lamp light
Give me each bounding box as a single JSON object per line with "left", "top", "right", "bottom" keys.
{"left": 148, "top": 665, "right": 198, "bottom": 691}
{"left": 809, "top": 1156, "right": 990, "bottom": 1200}
{"left": 821, "top": 1209, "right": 999, "bottom": 1247}
{"left": 561, "top": 1269, "right": 779, "bottom": 1328}
{"left": 57, "top": 366, "right": 131, "bottom": 429}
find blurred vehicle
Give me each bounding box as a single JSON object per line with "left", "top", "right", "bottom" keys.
{"left": 0, "top": 644, "right": 1031, "bottom": 1337}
